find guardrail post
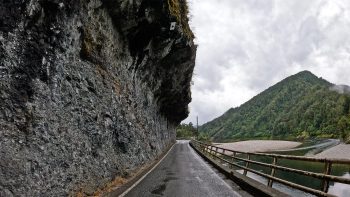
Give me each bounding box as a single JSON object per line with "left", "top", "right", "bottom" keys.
{"left": 210, "top": 146, "right": 214, "bottom": 156}
{"left": 321, "top": 161, "right": 332, "bottom": 193}
{"left": 231, "top": 152, "right": 236, "bottom": 169}
{"left": 268, "top": 156, "right": 277, "bottom": 187}
{"left": 243, "top": 153, "right": 250, "bottom": 176}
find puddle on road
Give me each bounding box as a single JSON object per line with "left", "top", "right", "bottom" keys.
{"left": 164, "top": 176, "right": 178, "bottom": 182}
{"left": 151, "top": 183, "right": 166, "bottom": 195}
{"left": 150, "top": 174, "right": 178, "bottom": 195}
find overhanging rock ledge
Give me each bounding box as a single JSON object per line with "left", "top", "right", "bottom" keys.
{"left": 0, "top": 0, "right": 196, "bottom": 195}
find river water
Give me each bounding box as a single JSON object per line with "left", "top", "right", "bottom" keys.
{"left": 232, "top": 139, "right": 350, "bottom": 197}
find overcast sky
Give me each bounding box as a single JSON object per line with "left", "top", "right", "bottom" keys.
{"left": 184, "top": 0, "right": 350, "bottom": 125}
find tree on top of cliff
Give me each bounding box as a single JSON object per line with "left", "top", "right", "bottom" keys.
{"left": 167, "top": 0, "right": 194, "bottom": 40}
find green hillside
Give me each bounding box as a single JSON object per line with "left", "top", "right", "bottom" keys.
{"left": 200, "top": 71, "right": 350, "bottom": 142}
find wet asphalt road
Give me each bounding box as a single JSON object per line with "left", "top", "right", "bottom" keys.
{"left": 126, "top": 140, "right": 250, "bottom": 197}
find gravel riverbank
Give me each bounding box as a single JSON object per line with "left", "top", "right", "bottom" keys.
{"left": 215, "top": 140, "right": 302, "bottom": 153}
{"left": 314, "top": 144, "right": 350, "bottom": 159}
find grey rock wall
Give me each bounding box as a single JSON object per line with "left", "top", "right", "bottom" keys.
{"left": 0, "top": 0, "right": 196, "bottom": 196}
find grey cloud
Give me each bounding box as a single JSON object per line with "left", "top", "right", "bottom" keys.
{"left": 185, "top": 0, "right": 350, "bottom": 124}
{"left": 288, "top": 16, "right": 324, "bottom": 63}
{"left": 330, "top": 85, "right": 350, "bottom": 94}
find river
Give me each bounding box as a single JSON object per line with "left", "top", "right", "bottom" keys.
{"left": 232, "top": 139, "right": 350, "bottom": 197}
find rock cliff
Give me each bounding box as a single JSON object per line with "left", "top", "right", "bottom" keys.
{"left": 0, "top": 0, "right": 196, "bottom": 195}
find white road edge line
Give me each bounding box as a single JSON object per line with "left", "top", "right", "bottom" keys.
{"left": 118, "top": 142, "right": 176, "bottom": 197}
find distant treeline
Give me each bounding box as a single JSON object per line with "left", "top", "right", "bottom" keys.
{"left": 176, "top": 122, "right": 211, "bottom": 142}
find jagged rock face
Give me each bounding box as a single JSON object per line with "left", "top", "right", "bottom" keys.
{"left": 0, "top": 0, "right": 196, "bottom": 196}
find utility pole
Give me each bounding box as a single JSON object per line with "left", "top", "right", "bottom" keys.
{"left": 196, "top": 116, "right": 199, "bottom": 134}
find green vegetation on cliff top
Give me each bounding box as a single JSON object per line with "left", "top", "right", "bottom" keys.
{"left": 200, "top": 71, "right": 350, "bottom": 143}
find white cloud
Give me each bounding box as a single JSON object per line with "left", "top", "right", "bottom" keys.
{"left": 184, "top": 0, "right": 350, "bottom": 124}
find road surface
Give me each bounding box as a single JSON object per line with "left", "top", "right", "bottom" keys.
{"left": 125, "top": 140, "right": 251, "bottom": 197}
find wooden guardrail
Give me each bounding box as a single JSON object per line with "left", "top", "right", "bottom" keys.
{"left": 190, "top": 140, "right": 350, "bottom": 197}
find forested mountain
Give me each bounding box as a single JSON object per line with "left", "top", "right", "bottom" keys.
{"left": 200, "top": 71, "right": 350, "bottom": 142}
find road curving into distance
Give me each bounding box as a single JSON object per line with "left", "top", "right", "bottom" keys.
{"left": 125, "top": 140, "right": 251, "bottom": 197}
